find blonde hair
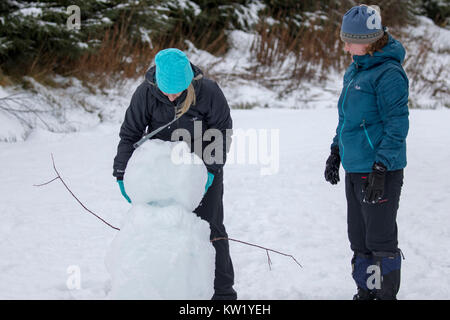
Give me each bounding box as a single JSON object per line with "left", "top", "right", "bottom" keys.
{"left": 176, "top": 83, "right": 195, "bottom": 118}
{"left": 176, "top": 74, "right": 202, "bottom": 118}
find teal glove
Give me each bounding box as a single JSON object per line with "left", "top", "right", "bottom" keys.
{"left": 117, "top": 180, "right": 131, "bottom": 203}
{"left": 204, "top": 172, "right": 214, "bottom": 194}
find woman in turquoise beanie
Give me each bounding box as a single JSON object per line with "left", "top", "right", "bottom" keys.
{"left": 324, "top": 5, "right": 409, "bottom": 300}
{"left": 113, "top": 48, "right": 236, "bottom": 300}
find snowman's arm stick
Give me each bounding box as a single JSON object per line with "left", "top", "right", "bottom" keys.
{"left": 34, "top": 154, "right": 302, "bottom": 269}
{"left": 211, "top": 237, "right": 302, "bottom": 269}
{"left": 34, "top": 153, "right": 121, "bottom": 231}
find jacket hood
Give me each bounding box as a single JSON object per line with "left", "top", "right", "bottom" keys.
{"left": 353, "top": 34, "right": 406, "bottom": 70}
{"left": 144, "top": 63, "right": 204, "bottom": 105}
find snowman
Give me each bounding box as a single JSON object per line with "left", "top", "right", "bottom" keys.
{"left": 105, "top": 139, "right": 215, "bottom": 299}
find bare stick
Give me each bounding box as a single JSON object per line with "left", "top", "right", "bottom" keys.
{"left": 212, "top": 237, "right": 302, "bottom": 269}
{"left": 35, "top": 154, "right": 302, "bottom": 270}
{"left": 34, "top": 154, "right": 120, "bottom": 231}
{"left": 266, "top": 250, "right": 272, "bottom": 270}
{"left": 33, "top": 176, "right": 60, "bottom": 187}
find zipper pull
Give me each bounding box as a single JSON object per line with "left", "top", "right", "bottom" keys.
{"left": 360, "top": 119, "right": 366, "bottom": 127}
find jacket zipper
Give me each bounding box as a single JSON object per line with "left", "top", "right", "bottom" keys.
{"left": 361, "top": 119, "right": 374, "bottom": 150}
{"left": 173, "top": 101, "right": 182, "bottom": 129}
{"left": 339, "top": 77, "right": 355, "bottom": 169}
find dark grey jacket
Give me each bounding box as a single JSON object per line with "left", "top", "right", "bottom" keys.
{"left": 113, "top": 64, "right": 233, "bottom": 179}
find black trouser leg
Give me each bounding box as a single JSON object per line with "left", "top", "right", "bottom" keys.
{"left": 346, "top": 173, "right": 371, "bottom": 254}
{"left": 373, "top": 250, "right": 402, "bottom": 300}
{"left": 193, "top": 170, "right": 236, "bottom": 299}
{"left": 346, "top": 173, "right": 373, "bottom": 298}
{"left": 346, "top": 170, "right": 404, "bottom": 300}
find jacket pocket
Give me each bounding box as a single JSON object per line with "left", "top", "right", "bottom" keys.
{"left": 360, "top": 119, "right": 374, "bottom": 150}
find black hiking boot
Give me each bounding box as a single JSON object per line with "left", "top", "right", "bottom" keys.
{"left": 211, "top": 288, "right": 237, "bottom": 300}
{"left": 353, "top": 288, "right": 375, "bottom": 300}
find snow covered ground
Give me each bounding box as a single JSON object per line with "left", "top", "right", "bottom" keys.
{"left": 0, "top": 108, "right": 449, "bottom": 300}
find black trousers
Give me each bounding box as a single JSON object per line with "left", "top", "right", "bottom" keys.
{"left": 346, "top": 170, "right": 404, "bottom": 254}
{"left": 346, "top": 170, "right": 404, "bottom": 299}
{"left": 193, "top": 170, "right": 236, "bottom": 297}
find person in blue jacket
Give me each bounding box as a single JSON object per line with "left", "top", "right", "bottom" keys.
{"left": 324, "top": 5, "right": 409, "bottom": 300}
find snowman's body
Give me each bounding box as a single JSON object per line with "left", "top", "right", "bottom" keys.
{"left": 105, "top": 140, "right": 215, "bottom": 299}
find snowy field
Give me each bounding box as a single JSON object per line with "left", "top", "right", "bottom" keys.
{"left": 0, "top": 108, "right": 449, "bottom": 300}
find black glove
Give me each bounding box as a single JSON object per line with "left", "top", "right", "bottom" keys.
{"left": 325, "top": 146, "right": 341, "bottom": 185}
{"left": 363, "top": 162, "right": 387, "bottom": 204}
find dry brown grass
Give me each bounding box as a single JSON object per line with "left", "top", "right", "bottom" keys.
{"left": 249, "top": 1, "right": 414, "bottom": 84}
{"left": 57, "top": 10, "right": 230, "bottom": 88}
{"left": 64, "top": 12, "right": 156, "bottom": 87}
{"left": 4, "top": 1, "right": 414, "bottom": 89}
{"left": 250, "top": 7, "right": 348, "bottom": 84}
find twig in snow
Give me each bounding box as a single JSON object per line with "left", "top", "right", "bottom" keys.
{"left": 34, "top": 153, "right": 120, "bottom": 231}
{"left": 211, "top": 237, "right": 302, "bottom": 270}
{"left": 35, "top": 154, "right": 303, "bottom": 270}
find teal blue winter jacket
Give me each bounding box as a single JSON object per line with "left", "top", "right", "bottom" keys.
{"left": 331, "top": 34, "right": 409, "bottom": 173}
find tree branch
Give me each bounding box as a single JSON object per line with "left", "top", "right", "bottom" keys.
{"left": 35, "top": 154, "right": 303, "bottom": 271}
{"left": 211, "top": 237, "right": 302, "bottom": 269}
{"left": 34, "top": 154, "right": 120, "bottom": 231}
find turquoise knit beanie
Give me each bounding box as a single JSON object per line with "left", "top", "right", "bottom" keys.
{"left": 155, "top": 48, "right": 194, "bottom": 94}
{"left": 341, "top": 5, "right": 384, "bottom": 44}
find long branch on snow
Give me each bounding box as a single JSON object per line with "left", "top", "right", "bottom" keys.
{"left": 35, "top": 154, "right": 302, "bottom": 270}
